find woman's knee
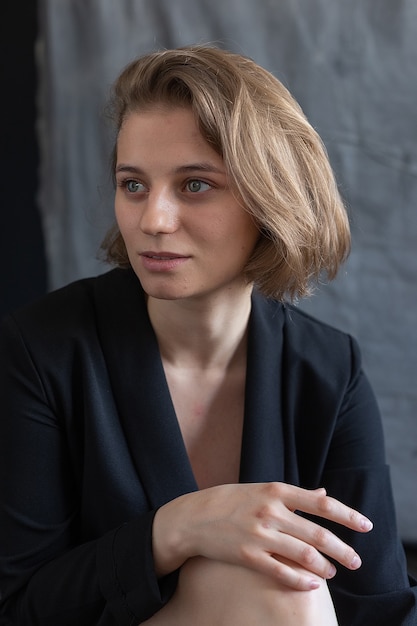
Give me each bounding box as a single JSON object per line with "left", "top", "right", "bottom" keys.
{"left": 141, "top": 558, "right": 339, "bottom": 626}
{"left": 268, "top": 579, "right": 338, "bottom": 626}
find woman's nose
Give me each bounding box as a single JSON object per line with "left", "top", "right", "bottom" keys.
{"left": 139, "top": 189, "right": 179, "bottom": 235}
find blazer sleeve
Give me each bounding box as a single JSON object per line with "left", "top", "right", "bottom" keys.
{"left": 0, "top": 314, "right": 177, "bottom": 625}
{"left": 280, "top": 306, "right": 417, "bottom": 624}
{"left": 320, "top": 336, "right": 417, "bottom": 626}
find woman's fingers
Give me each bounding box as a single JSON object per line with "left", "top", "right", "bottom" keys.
{"left": 274, "top": 514, "right": 362, "bottom": 573}
{"left": 258, "top": 482, "right": 372, "bottom": 533}
{"left": 249, "top": 551, "right": 326, "bottom": 591}
{"left": 233, "top": 531, "right": 336, "bottom": 586}
{"left": 276, "top": 483, "right": 373, "bottom": 533}
{"left": 152, "top": 481, "right": 373, "bottom": 584}
{"left": 250, "top": 482, "right": 372, "bottom": 573}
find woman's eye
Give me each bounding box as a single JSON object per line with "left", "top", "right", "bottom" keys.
{"left": 186, "top": 180, "right": 211, "bottom": 193}
{"left": 125, "top": 180, "right": 143, "bottom": 193}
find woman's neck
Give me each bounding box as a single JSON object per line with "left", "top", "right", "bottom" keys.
{"left": 147, "top": 285, "right": 253, "bottom": 371}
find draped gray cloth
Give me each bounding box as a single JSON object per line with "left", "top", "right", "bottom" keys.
{"left": 37, "top": 0, "right": 417, "bottom": 541}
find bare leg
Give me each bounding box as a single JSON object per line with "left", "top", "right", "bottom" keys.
{"left": 141, "top": 557, "right": 338, "bottom": 625}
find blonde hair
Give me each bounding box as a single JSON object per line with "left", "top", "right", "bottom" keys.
{"left": 101, "top": 45, "right": 350, "bottom": 301}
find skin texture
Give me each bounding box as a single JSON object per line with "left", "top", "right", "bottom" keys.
{"left": 114, "top": 106, "right": 260, "bottom": 305}
{"left": 114, "top": 107, "right": 372, "bottom": 624}
{"left": 142, "top": 557, "right": 339, "bottom": 626}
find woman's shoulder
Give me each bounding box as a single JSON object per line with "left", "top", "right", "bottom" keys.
{"left": 253, "top": 292, "right": 359, "bottom": 373}
{"left": 2, "top": 268, "right": 141, "bottom": 340}
{"left": 283, "top": 302, "right": 351, "bottom": 341}
{"left": 255, "top": 291, "right": 352, "bottom": 342}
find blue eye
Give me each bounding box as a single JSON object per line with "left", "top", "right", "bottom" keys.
{"left": 186, "top": 180, "right": 211, "bottom": 193}
{"left": 126, "top": 180, "right": 143, "bottom": 193}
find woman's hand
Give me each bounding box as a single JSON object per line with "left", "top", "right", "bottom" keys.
{"left": 152, "top": 482, "right": 373, "bottom": 591}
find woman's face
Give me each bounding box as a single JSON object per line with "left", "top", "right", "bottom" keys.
{"left": 114, "top": 107, "right": 259, "bottom": 303}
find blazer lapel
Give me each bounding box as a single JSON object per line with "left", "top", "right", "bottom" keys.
{"left": 93, "top": 269, "right": 197, "bottom": 509}
{"left": 94, "top": 270, "right": 285, "bottom": 503}
{"left": 240, "top": 292, "right": 285, "bottom": 484}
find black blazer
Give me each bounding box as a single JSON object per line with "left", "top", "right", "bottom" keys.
{"left": 0, "top": 268, "right": 416, "bottom": 625}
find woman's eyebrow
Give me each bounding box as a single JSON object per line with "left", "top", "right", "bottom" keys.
{"left": 174, "top": 163, "right": 225, "bottom": 174}
{"left": 115, "top": 162, "right": 226, "bottom": 175}
{"left": 115, "top": 164, "right": 144, "bottom": 174}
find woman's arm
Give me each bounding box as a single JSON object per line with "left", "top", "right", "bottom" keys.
{"left": 320, "top": 337, "right": 417, "bottom": 625}
{"left": 289, "top": 332, "right": 417, "bottom": 625}
{"left": 0, "top": 315, "right": 177, "bottom": 625}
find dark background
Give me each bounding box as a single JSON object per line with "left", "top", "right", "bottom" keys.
{"left": 0, "top": 1, "right": 47, "bottom": 319}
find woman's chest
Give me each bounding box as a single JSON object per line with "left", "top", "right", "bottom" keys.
{"left": 164, "top": 365, "right": 246, "bottom": 490}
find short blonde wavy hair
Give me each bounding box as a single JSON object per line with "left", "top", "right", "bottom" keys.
{"left": 101, "top": 45, "right": 350, "bottom": 301}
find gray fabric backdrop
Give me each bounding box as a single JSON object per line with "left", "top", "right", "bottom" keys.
{"left": 37, "top": 0, "right": 417, "bottom": 541}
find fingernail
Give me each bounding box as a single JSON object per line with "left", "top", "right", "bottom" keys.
{"left": 361, "top": 518, "right": 373, "bottom": 531}
{"left": 351, "top": 555, "right": 362, "bottom": 569}
{"left": 327, "top": 564, "right": 337, "bottom": 578}
{"left": 309, "top": 579, "right": 321, "bottom": 589}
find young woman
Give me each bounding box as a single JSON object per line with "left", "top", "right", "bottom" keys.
{"left": 1, "top": 45, "right": 416, "bottom": 625}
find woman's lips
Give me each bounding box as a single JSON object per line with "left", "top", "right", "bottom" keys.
{"left": 139, "top": 252, "right": 190, "bottom": 272}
